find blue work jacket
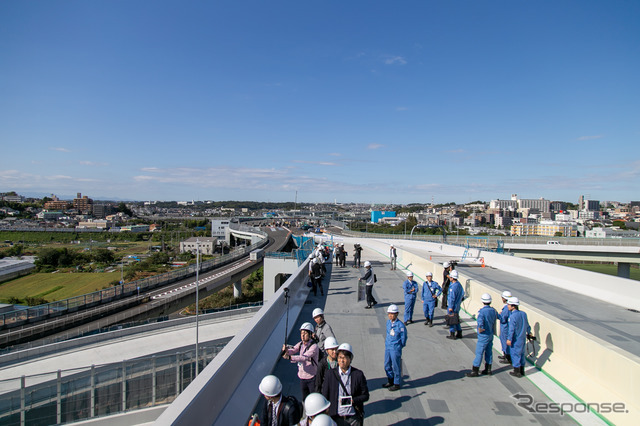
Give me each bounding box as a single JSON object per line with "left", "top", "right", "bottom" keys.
{"left": 477, "top": 305, "right": 498, "bottom": 336}
{"left": 385, "top": 319, "right": 407, "bottom": 352}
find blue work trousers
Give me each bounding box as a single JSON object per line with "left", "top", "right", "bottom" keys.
{"left": 384, "top": 348, "right": 403, "bottom": 385}
{"left": 473, "top": 335, "right": 493, "bottom": 367}
{"left": 511, "top": 340, "right": 526, "bottom": 368}
{"left": 404, "top": 295, "right": 416, "bottom": 322}
{"left": 500, "top": 325, "right": 511, "bottom": 355}
{"left": 423, "top": 301, "right": 436, "bottom": 320}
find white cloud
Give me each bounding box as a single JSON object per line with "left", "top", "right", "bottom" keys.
{"left": 50, "top": 147, "right": 71, "bottom": 152}
{"left": 384, "top": 56, "right": 407, "bottom": 65}
{"left": 328, "top": 153, "right": 342, "bottom": 157}
{"left": 367, "top": 143, "right": 384, "bottom": 150}
{"left": 576, "top": 135, "right": 604, "bottom": 141}
{"left": 292, "top": 160, "right": 338, "bottom": 166}
{"left": 80, "top": 161, "right": 109, "bottom": 167}
{"left": 445, "top": 149, "right": 465, "bottom": 154}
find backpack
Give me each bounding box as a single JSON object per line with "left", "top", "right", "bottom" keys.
{"left": 281, "top": 395, "right": 303, "bottom": 424}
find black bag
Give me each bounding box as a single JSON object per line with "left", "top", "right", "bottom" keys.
{"left": 445, "top": 312, "right": 460, "bottom": 325}
{"left": 281, "top": 395, "right": 303, "bottom": 424}
{"left": 374, "top": 274, "right": 377, "bottom": 283}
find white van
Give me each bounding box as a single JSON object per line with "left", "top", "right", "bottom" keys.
{"left": 547, "top": 240, "right": 560, "bottom": 245}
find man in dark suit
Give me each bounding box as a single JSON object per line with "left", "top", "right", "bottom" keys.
{"left": 321, "top": 343, "right": 369, "bottom": 426}
{"left": 258, "top": 375, "right": 302, "bottom": 426}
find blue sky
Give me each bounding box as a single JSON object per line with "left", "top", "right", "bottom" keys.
{"left": 1, "top": 1, "right": 639, "bottom": 204}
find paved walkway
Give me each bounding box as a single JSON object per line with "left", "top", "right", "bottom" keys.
{"left": 270, "top": 243, "right": 606, "bottom": 425}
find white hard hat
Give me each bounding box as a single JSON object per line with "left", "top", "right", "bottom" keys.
{"left": 259, "top": 375, "right": 282, "bottom": 397}
{"left": 312, "top": 258, "right": 317, "bottom": 264}
{"left": 387, "top": 304, "right": 399, "bottom": 314}
{"left": 449, "top": 270, "right": 459, "bottom": 279}
{"left": 501, "top": 290, "right": 512, "bottom": 299}
{"left": 426, "top": 271, "right": 433, "bottom": 276}
{"left": 508, "top": 296, "right": 520, "bottom": 306}
{"left": 481, "top": 293, "right": 492, "bottom": 303}
{"left": 312, "top": 308, "right": 324, "bottom": 318}
{"left": 390, "top": 244, "right": 394, "bottom": 247}
{"left": 300, "top": 322, "right": 314, "bottom": 332}
{"left": 324, "top": 336, "right": 339, "bottom": 349}
{"left": 364, "top": 261, "right": 371, "bottom": 267}
{"left": 443, "top": 261, "right": 451, "bottom": 268}
{"left": 311, "top": 414, "right": 337, "bottom": 426}
{"left": 304, "top": 393, "right": 331, "bottom": 416}
{"left": 406, "top": 271, "right": 413, "bottom": 277}
{"left": 337, "top": 342, "right": 353, "bottom": 358}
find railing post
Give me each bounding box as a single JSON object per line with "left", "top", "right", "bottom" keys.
{"left": 20, "top": 375, "right": 25, "bottom": 426}
{"left": 90, "top": 364, "right": 95, "bottom": 417}
{"left": 121, "top": 361, "right": 127, "bottom": 412}
{"left": 152, "top": 355, "right": 157, "bottom": 406}
{"left": 176, "top": 352, "right": 181, "bottom": 395}
{"left": 57, "top": 370, "right": 62, "bottom": 424}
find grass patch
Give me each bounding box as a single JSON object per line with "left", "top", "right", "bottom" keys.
{"left": 0, "top": 271, "right": 121, "bottom": 303}
{"left": 558, "top": 263, "right": 640, "bottom": 282}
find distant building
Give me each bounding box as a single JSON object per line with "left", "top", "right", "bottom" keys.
{"left": 211, "top": 219, "right": 230, "bottom": 238}
{"left": 585, "top": 228, "right": 640, "bottom": 238}
{"left": 73, "top": 193, "right": 93, "bottom": 214}
{"left": 77, "top": 219, "right": 112, "bottom": 229}
{"left": 371, "top": 211, "right": 396, "bottom": 223}
{"left": 1, "top": 194, "right": 24, "bottom": 203}
{"left": 511, "top": 221, "right": 577, "bottom": 237}
{"left": 585, "top": 200, "right": 600, "bottom": 211}
{"left": 119, "top": 225, "right": 149, "bottom": 233}
{"left": 92, "top": 204, "right": 115, "bottom": 219}
{"left": 44, "top": 194, "right": 70, "bottom": 211}
{"left": 37, "top": 211, "right": 64, "bottom": 220}
{"left": 180, "top": 237, "right": 217, "bottom": 255}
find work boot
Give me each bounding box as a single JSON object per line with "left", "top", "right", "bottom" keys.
{"left": 455, "top": 330, "right": 463, "bottom": 339}
{"left": 446, "top": 331, "right": 456, "bottom": 340}
{"left": 429, "top": 319, "right": 433, "bottom": 328}
{"left": 509, "top": 367, "right": 522, "bottom": 378}
{"left": 520, "top": 366, "right": 525, "bottom": 377}
{"left": 382, "top": 378, "right": 394, "bottom": 388}
{"left": 466, "top": 366, "right": 480, "bottom": 377}
{"left": 424, "top": 319, "right": 429, "bottom": 325}
{"left": 499, "top": 354, "right": 512, "bottom": 364}
{"left": 481, "top": 364, "right": 492, "bottom": 376}
{"left": 388, "top": 384, "right": 401, "bottom": 391}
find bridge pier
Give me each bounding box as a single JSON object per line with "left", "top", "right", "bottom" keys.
{"left": 233, "top": 280, "right": 242, "bottom": 299}
{"left": 617, "top": 262, "right": 631, "bottom": 279}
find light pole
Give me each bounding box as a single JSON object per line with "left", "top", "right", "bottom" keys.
{"left": 195, "top": 239, "right": 200, "bottom": 375}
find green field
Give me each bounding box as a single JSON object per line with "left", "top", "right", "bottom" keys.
{"left": 0, "top": 271, "right": 121, "bottom": 303}
{"left": 559, "top": 263, "right": 640, "bottom": 281}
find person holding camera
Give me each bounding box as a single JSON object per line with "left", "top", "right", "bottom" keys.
{"left": 445, "top": 270, "right": 464, "bottom": 340}
{"left": 321, "top": 343, "right": 369, "bottom": 426}
{"left": 506, "top": 297, "right": 532, "bottom": 378}
{"left": 283, "top": 322, "right": 319, "bottom": 400}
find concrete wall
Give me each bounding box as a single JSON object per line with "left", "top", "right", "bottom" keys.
{"left": 353, "top": 238, "right": 639, "bottom": 426}
{"left": 155, "top": 258, "right": 311, "bottom": 425}
{"left": 263, "top": 257, "right": 300, "bottom": 302}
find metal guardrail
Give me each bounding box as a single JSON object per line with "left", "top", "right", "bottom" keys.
{"left": 0, "top": 340, "right": 228, "bottom": 425}
{"left": 341, "top": 230, "right": 640, "bottom": 247}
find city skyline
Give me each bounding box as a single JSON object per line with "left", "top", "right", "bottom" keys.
{"left": 1, "top": 1, "right": 639, "bottom": 204}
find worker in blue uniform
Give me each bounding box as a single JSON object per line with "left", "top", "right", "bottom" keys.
{"left": 383, "top": 304, "right": 407, "bottom": 391}
{"left": 466, "top": 293, "right": 498, "bottom": 377}
{"left": 446, "top": 270, "right": 464, "bottom": 340}
{"left": 506, "top": 296, "right": 531, "bottom": 378}
{"left": 498, "top": 290, "right": 512, "bottom": 365}
{"left": 421, "top": 272, "right": 441, "bottom": 327}
{"left": 402, "top": 271, "right": 418, "bottom": 324}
